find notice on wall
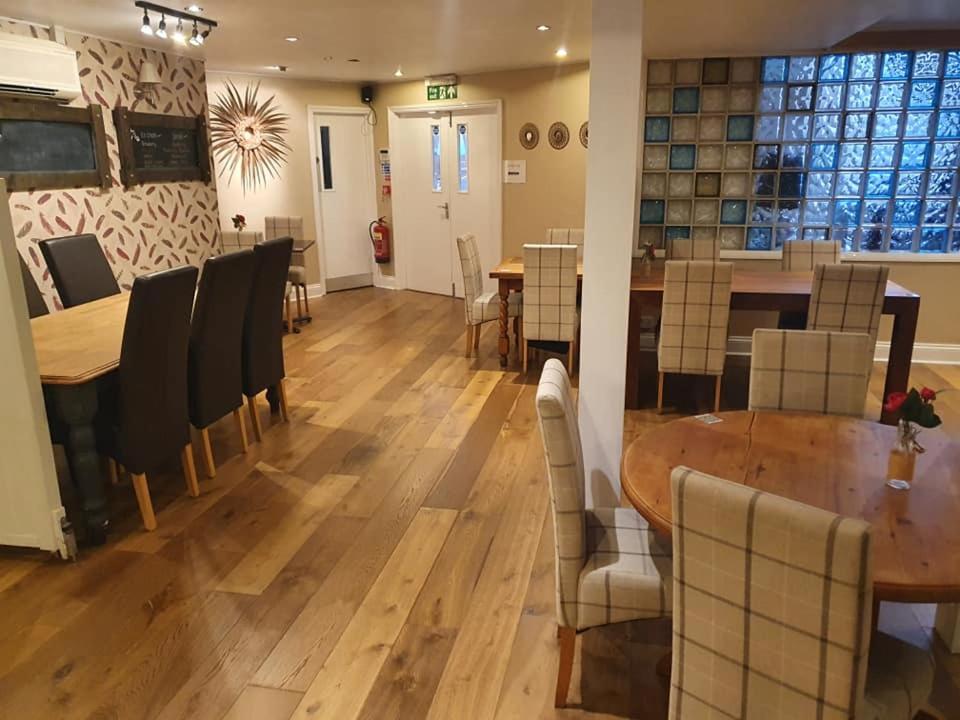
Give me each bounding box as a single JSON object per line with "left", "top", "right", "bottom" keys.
{"left": 503, "top": 159, "right": 526, "bottom": 184}
{"left": 378, "top": 148, "right": 391, "bottom": 180}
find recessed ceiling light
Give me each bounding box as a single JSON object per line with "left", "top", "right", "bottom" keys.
{"left": 394, "top": 66, "right": 404, "bottom": 77}
{"left": 555, "top": 47, "right": 568, "bottom": 58}
{"left": 186, "top": 4, "right": 203, "bottom": 12}
{"left": 285, "top": 36, "right": 298, "bottom": 42}
{"left": 536, "top": 24, "right": 551, "bottom": 31}
{"left": 266, "top": 64, "right": 288, "bottom": 72}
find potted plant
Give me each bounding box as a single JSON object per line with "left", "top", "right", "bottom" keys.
{"left": 883, "top": 387, "right": 942, "bottom": 489}
{"left": 640, "top": 242, "right": 657, "bottom": 277}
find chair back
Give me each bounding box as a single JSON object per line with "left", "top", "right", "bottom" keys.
{"left": 535, "top": 359, "right": 586, "bottom": 628}
{"left": 782, "top": 239, "right": 840, "bottom": 271}
{"left": 116, "top": 266, "right": 198, "bottom": 473}
{"left": 18, "top": 254, "right": 48, "bottom": 318}
{"left": 221, "top": 230, "right": 263, "bottom": 254}
{"left": 39, "top": 234, "right": 119, "bottom": 308}
{"left": 189, "top": 251, "right": 257, "bottom": 429}
{"left": 668, "top": 230, "right": 719, "bottom": 260}
{"left": 523, "top": 244, "right": 578, "bottom": 342}
{"left": 807, "top": 264, "right": 888, "bottom": 349}
{"left": 456, "top": 234, "right": 484, "bottom": 325}
{"left": 545, "top": 228, "right": 584, "bottom": 258}
{"left": 242, "top": 237, "right": 293, "bottom": 397}
{"left": 659, "top": 260, "right": 733, "bottom": 376}
{"left": 669, "top": 467, "right": 873, "bottom": 720}
{"left": 266, "top": 216, "right": 306, "bottom": 266}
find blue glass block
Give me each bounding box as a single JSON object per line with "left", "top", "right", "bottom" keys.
{"left": 753, "top": 144, "right": 779, "bottom": 169}
{"left": 937, "top": 111, "right": 960, "bottom": 138}
{"left": 810, "top": 143, "right": 838, "bottom": 170}
{"left": 839, "top": 142, "right": 867, "bottom": 169}
{"left": 913, "top": 51, "right": 942, "bottom": 79}
{"left": 782, "top": 144, "right": 807, "bottom": 169}
{"left": 920, "top": 227, "right": 947, "bottom": 253}
{"left": 750, "top": 201, "right": 774, "bottom": 224}
{"left": 892, "top": 200, "right": 921, "bottom": 226}
{"left": 846, "top": 83, "right": 875, "bottom": 110}
{"left": 803, "top": 228, "right": 829, "bottom": 241}
{"left": 670, "top": 145, "right": 696, "bottom": 170}
{"left": 927, "top": 171, "right": 955, "bottom": 196}
{"left": 753, "top": 173, "right": 776, "bottom": 196}
{"left": 778, "top": 172, "right": 806, "bottom": 198}
{"left": 890, "top": 229, "right": 914, "bottom": 252}
{"left": 865, "top": 172, "right": 895, "bottom": 197}
{"left": 787, "top": 85, "right": 814, "bottom": 111}
{"left": 863, "top": 200, "right": 888, "bottom": 224}
{"left": 881, "top": 52, "right": 912, "bottom": 80}
{"left": 726, "top": 115, "right": 755, "bottom": 141}
{"left": 816, "top": 84, "right": 844, "bottom": 111}
{"left": 943, "top": 81, "right": 960, "bottom": 108}
{"left": 789, "top": 56, "right": 817, "bottom": 82}
{"left": 720, "top": 199, "right": 747, "bottom": 225}
{"left": 872, "top": 112, "right": 901, "bottom": 138}
{"left": 775, "top": 227, "right": 798, "bottom": 246}
{"left": 834, "top": 200, "right": 861, "bottom": 226}
{"left": 924, "top": 200, "right": 951, "bottom": 224}
{"left": 899, "top": 142, "right": 929, "bottom": 169}
{"left": 803, "top": 200, "right": 831, "bottom": 225}
{"left": 639, "top": 200, "right": 665, "bottom": 224}
{"left": 806, "top": 172, "right": 835, "bottom": 198}
{"left": 953, "top": 229, "right": 960, "bottom": 253}
{"left": 861, "top": 228, "right": 884, "bottom": 251}
{"left": 909, "top": 80, "right": 939, "bottom": 109}
{"left": 834, "top": 227, "right": 857, "bottom": 251}
{"left": 762, "top": 57, "right": 787, "bottom": 83}
{"left": 932, "top": 142, "right": 960, "bottom": 168}
{"left": 850, "top": 53, "right": 879, "bottom": 80}
{"left": 813, "top": 113, "right": 841, "bottom": 140}
{"left": 777, "top": 201, "right": 800, "bottom": 224}
{"left": 673, "top": 87, "right": 700, "bottom": 114}
{"left": 759, "top": 86, "right": 785, "bottom": 112}
{"left": 836, "top": 172, "right": 862, "bottom": 196}
{"left": 869, "top": 143, "right": 897, "bottom": 169}
{"left": 746, "top": 227, "right": 772, "bottom": 250}
{"left": 819, "top": 54, "right": 848, "bottom": 81}
{"left": 844, "top": 113, "right": 870, "bottom": 139}
{"left": 644, "top": 117, "right": 670, "bottom": 143}
{"left": 783, "top": 114, "right": 811, "bottom": 141}
{"left": 904, "top": 111, "right": 933, "bottom": 137}
{"left": 896, "top": 172, "right": 924, "bottom": 196}
{"left": 948, "top": 51, "right": 960, "bottom": 78}
{"left": 877, "top": 82, "right": 906, "bottom": 109}
{"left": 755, "top": 115, "right": 782, "bottom": 141}
{"left": 665, "top": 226, "right": 691, "bottom": 240}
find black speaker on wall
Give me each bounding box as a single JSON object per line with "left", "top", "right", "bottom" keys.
{"left": 361, "top": 85, "right": 375, "bottom": 104}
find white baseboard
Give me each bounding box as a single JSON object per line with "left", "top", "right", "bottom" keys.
{"left": 727, "top": 335, "right": 960, "bottom": 365}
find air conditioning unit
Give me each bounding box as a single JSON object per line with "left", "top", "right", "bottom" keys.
{"left": 0, "top": 32, "right": 81, "bottom": 103}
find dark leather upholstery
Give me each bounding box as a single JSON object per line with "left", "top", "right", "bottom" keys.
{"left": 39, "top": 234, "right": 120, "bottom": 309}
{"left": 189, "top": 251, "right": 256, "bottom": 429}
{"left": 19, "top": 254, "right": 48, "bottom": 318}
{"left": 242, "top": 237, "right": 293, "bottom": 397}
{"left": 97, "top": 266, "right": 198, "bottom": 475}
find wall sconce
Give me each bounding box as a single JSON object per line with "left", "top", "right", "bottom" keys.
{"left": 135, "top": 60, "right": 161, "bottom": 102}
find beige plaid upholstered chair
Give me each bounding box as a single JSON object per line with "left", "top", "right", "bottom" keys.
{"left": 669, "top": 467, "right": 939, "bottom": 720}
{"left": 536, "top": 360, "right": 671, "bottom": 708}
{"left": 523, "top": 244, "right": 579, "bottom": 373}
{"left": 808, "top": 264, "right": 889, "bottom": 357}
{"left": 545, "top": 227, "right": 585, "bottom": 259}
{"left": 265, "top": 216, "right": 309, "bottom": 322}
{"left": 782, "top": 238, "right": 841, "bottom": 271}
{"left": 668, "top": 231, "right": 720, "bottom": 260}
{"left": 658, "top": 261, "right": 733, "bottom": 413}
{"left": 749, "top": 329, "right": 872, "bottom": 418}
{"left": 456, "top": 234, "right": 521, "bottom": 357}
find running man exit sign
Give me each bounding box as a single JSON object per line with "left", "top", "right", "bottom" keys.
{"left": 427, "top": 84, "right": 458, "bottom": 101}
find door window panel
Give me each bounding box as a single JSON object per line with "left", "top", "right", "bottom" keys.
{"left": 319, "top": 125, "right": 333, "bottom": 190}
{"left": 431, "top": 124, "right": 442, "bottom": 192}
{"left": 457, "top": 123, "right": 469, "bottom": 192}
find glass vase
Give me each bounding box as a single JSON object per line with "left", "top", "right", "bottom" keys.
{"left": 886, "top": 420, "right": 917, "bottom": 490}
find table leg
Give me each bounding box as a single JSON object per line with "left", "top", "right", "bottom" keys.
{"left": 266, "top": 385, "right": 281, "bottom": 414}
{"left": 625, "top": 293, "right": 643, "bottom": 410}
{"left": 51, "top": 383, "right": 109, "bottom": 545}
{"left": 881, "top": 299, "right": 919, "bottom": 425}
{"left": 497, "top": 280, "right": 510, "bottom": 368}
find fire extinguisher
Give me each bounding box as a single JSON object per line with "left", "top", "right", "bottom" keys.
{"left": 369, "top": 217, "right": 391, "bottom": 264}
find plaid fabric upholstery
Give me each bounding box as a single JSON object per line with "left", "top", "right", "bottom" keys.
{"left": 523, "top": 244, "right": 578, "bottom": 342}
{"left": 749, "top": 329, "right": 872, "bottom": 418}
{"left": 659, "top": 261, "right": 733, "bottom": 376}
{"left": 669, "top": 234, "right": 720, "bottom": 261}
{"left": 545, "top": 228, "right": 585, "bottom": 258}
{"left": 265, "top": 216, "right": 306, "bottom": 270}
{"left": 456, "top": 233, "right": 519, "bottom": 325}
{"left": 536, "top": 360, "right": 670, "bottom": 631}
{"left": 221, "top": 230, "right": 263, "bottom": 253}
{"left": 782, "top": 239, "right": 840, "bottom": 271}
{"left": 807, "top": 264, "right": 888, "bottom": 351}
{"left": 669, "top": 467, "right": 873, "bottom": 720}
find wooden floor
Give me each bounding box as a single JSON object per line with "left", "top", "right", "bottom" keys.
{"left": 1, "top": 286, "right": 959, "bottom": 720}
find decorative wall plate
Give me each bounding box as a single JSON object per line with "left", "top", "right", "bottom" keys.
{"left": 579, "top": 121, "right": 589, "bottom": 148}
{"left": 519, "top": 123, "right": 539, "bottom": 150}
{"left": 548, "top": 122, "right": 570, "bottom": 150}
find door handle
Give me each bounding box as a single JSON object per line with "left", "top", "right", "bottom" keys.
{"left": 437, "top": 202, "right": 449, "bottom": 219}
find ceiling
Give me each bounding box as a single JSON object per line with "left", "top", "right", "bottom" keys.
{"left": 0, "top": 0, "right": 958, "bottom": 82}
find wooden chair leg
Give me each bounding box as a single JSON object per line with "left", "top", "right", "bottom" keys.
{"left": 302, "top": 285, "right": 310, "bottom": 314}
{"left": 555, "top": 626, "right": 576, "bottom": 708}
{"left": 233, "top": 407, "right": 250, "bottom": 453}
{"left": 199, "top": 427, "right": 216, "bottom": 478}
{"left": 295, "top": 284, "right": 304, "bottom": 318}
{"left": 247, "top": 395, "right": 263, "bottom": 442}
{"left": 181, "top": 444, "right": 200, "bottom": 497}
{"left": 107, "top": 458, "right": 119, "bottom": 485}
{"left": 714, "top": 375, "right": 722, "bottom": 413}
{"left": 657, "top": 372, "right": 665, "bottom": 414}
{"left": 464, "top": 324, "right": 473, "bottom": 357}
{"left": 522, "top": 340, "right": 529, "bottom": 374}
{"left": 285, "top": 293, "right": 293, "bottom": 333}
{"left": 473, "top": 322, "right": 480, "bottom": 352}
{"left": 278, "top": 379, "right": 290, "bottom": 422}
{"left": 131, "top": 473, "right": 157, "bottom": 531}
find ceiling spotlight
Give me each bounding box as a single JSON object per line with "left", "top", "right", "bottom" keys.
{"left": 172, "top": 18, "right": 186, "bottom": 44}
{"left": 201, "top": 27, "right": 210, "bottom": 42}
{"left": 189, "top": 21, "right": 201, "bottom": 46}
{"left": 140, "top": 9, "right": 153, "bottom": 35}
{"left": 285, "top": 36, "right": 299, "bottom": 42}
{"left": 155, "top": 15, "right": 167, "bottom": 39}
{"left": 186, "top": 4, "right": 203, "bottom": 12}
{"left": 393, "top": 66, "right": 404, "bottom": 77}
{"left": 555, "top": 47, "right": 568, "bottom": 58}
{"left": 347, "top": 58, "right": 360, "bottom": 63}
{"left": 536, "top": 24, "right": 551, "bottom": 31}
{"left": 267, "top": 65, "right": 289, "bottom": 72}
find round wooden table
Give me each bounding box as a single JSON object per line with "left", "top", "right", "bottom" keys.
{"left": 621, "top": 411, "right": 960, "bottom": 603}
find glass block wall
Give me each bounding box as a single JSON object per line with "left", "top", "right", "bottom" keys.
{"left": 638, "top": 52, "right": 960, "bottom": 255}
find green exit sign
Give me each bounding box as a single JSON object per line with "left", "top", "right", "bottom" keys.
{"left": 427, "top": 84, "right": 458, "bottom": 101}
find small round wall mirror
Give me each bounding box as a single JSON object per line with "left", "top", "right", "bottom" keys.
{"left": 548, "top": 122, "right": 570, "bottom": 150}
{"left": 579, "top": 121, "right": 589, "bottom": 148}
{"left": 519, "top": 123, "right": 539, "bottom": 150}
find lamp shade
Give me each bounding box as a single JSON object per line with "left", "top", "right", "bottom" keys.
{"left": 138, "top": 61, "right": 160, "bottom": 85}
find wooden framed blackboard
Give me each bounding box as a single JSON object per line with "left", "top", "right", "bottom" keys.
{"left": 113, "top": 108, "right": 212, "bottom": 186}
{"left": 0, "top": 98, "right": 111, "bottom": 192}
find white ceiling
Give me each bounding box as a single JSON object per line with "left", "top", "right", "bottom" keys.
{"left": 0, "top": 0, "right": 958, "bottom": 81}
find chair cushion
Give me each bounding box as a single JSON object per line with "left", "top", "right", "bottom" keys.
{"left": 576, "top": 507, "right": 672, "bottom": 631}
{"left": 863, "top": 632, "right": 936, "bottom": 719}
{"left": 288, "top": 265, "right": 307, "bottom": 284}
{"left": 471, "top": 290, "right": 521, "bottom": 324}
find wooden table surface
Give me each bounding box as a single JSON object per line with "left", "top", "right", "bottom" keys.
{"left": 621, "top": 410, "right": 960, "bottom": 603}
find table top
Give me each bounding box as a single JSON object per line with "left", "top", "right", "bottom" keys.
{"left": 621, "top": 411, "right": 960, "bottom": 602}
{"left": 31, "top": 293, "right": 129, "bottom": 385}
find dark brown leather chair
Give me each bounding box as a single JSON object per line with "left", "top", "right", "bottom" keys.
{"left": 97, "top": 265, "right": 199, "bottom": 531}
{"left": 242, "top": 236, "right": 293, "bottom": 440}
{"left": 189, "top": 251, "right": 256, "bottom": 477}
{"left": 39, "top": 234, "right": 120, "bottom": 309}
{"left": 19, "top": 254, "right": 48, "bottom": 318}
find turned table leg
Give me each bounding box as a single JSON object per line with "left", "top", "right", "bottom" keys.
{"left": 881, "top": 298, "right": 919, "bottom": 426}
{"left": 497, "top": 279, "right": 510, "bottom": 368}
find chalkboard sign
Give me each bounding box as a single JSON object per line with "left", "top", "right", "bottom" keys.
{"left": 0, "top": 99, "right": 111, "bottom": 192}
{"left": 114, "top": 108, "right": 212, "bottom": 186}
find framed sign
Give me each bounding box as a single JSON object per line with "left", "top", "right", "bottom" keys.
{"left": 113, "top": 107, "right": 212, "bottom": 186}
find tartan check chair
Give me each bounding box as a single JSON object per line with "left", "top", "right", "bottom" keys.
{"left": 455, "top": 234, "right": 521, "bottom": 357}
{"left": 265, "top": 216, "right": 309, "bottom": 323}
{"left": 779, "top": 239, "right": 841, "bottom": 330}
{"left": 668, "top": 231, "right": 720, "bottom": 261}
{"left": 545, "top": 227, "right": 585, "bottom": 259}
{"left": 749, "top": 329, "right": 872, "bottom": 418}
{"left": 536, "top": 359, "right": 671, "bottom": 708}
{"left": 658, "top": 261, "right": 733, "bottom": 413}
{"left": 808, "top": 264, "right": 889, "bottom": 361}
{"left": 669, "top": 467, "right": 940, "bottom": 720}
{"left": 523, "top": 244, "right": 579, "bottom": 374}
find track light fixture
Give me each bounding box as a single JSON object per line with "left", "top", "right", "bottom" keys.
{"left": 140, "top": 9, "right": 154, "bottom": 35}
{"left": 189, "top": 21, "right": 201, "bottom": 46}
{"left": 155, "top": 14, "right": 167, "bottom": 39}
{"left": 172, "top": 18, "right": 186, "bottom": 44}
{"left": 133, "top": 2, "right": 218, "bottom": 48}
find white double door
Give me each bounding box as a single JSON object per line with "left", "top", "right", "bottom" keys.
{"left": 390, "top": 104, "right": 501, "bottom": 298}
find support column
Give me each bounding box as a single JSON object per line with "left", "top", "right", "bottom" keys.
{"left": 578, "top": 0, "right": 644, "bottom": 507}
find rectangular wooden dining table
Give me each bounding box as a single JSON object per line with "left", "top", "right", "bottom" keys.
{"left": 490, "top": 259, "right": 920, "bottom": 424}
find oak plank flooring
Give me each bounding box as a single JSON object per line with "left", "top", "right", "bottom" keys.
{"left": 1, "top": 287, "right": 958, "bottom": 720}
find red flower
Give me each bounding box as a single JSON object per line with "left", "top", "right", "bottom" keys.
{"left": 884, "top": 392, "right": 908, "bottom": 414}
{"left": 920, "top": 387, "right": 937, "bottom": 402}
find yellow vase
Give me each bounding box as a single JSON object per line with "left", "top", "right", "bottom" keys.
{"left": 886, "top": 448, "right": 916, "bottom": 487}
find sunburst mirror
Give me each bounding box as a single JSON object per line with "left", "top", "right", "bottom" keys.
{"left": 209, "top": 81, "right": 291, "bottom": 193}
